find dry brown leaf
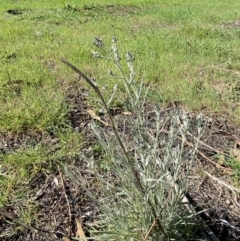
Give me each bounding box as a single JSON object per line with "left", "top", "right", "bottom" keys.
{"left": 122, "top": 111, "right": 132, "bottom": 116}
{"left": 76, "top": 219, "right": 87, "bottom": 241}
{"left": 87, "top": 109, "right": 110, "bottom": 126}
{"left": 62, "top": 237, "right": 71, "bottom": 241}
{"left": 87, "top": 109, "right": 97, "bottom": 118}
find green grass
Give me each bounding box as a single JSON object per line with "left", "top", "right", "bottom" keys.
{"left": 1, "top": 0, "right": 239, "bottom": 119}
{"left": 0, "top": 0, "right": 240, "bottom": 237}
{"left": 0, "top": 128, "right": 82, "bottom": 202}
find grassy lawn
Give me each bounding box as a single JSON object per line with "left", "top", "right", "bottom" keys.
{"left": 0, "top": 0, "right": 240, "bottom": 239}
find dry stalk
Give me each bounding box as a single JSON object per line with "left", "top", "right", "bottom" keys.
{"left": 159, "top": 129, "right": 233, "bottom": 173}
{"left": 205, "top": 171, "right": 240, "bottom": 208}
{"left": 58, "top": 166, "right": 72, "bottom": 236}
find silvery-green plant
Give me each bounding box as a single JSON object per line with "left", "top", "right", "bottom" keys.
{"left": 61, "top": 37, "right": 204, "bottom": 241}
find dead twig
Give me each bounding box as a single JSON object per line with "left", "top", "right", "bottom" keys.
{"left": 161, "top": 129, "right": 233, "bottom": 173}
{"left": 144, "top": 188, "right": 173, "bottom": 241}
{"left": 58, "top": 166, "right": 72, "bottom": 236}
{"left": 186, "top": 131, "right": 232, "bottom": 158}
{"left": 205, "top": 171, "right": 240, "bottom": 209}
{"left": 198, "top": 150, "right": 232, "bottom": 173}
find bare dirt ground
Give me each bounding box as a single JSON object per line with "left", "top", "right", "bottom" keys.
{"left": 1, "top": 83, "right": 240, "bottom": 241}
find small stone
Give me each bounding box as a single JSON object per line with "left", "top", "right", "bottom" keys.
{"left": 226, "top": 199, "right": 230, "bottom": 205}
